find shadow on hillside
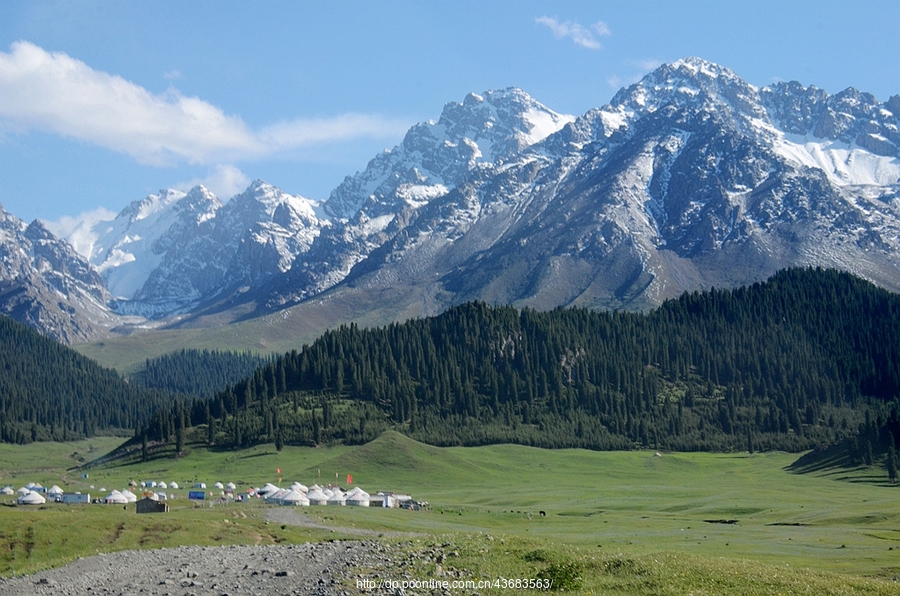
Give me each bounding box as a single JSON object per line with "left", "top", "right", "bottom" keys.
{"left": 786, "top": 442, "right": 897, "bottom": 487}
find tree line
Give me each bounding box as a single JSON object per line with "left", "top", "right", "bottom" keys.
{"left": 141, "top": 268, "right": 899, "bottom": 459}
{"left": 0, "top": 315, "right": 178, "bottom": 443}
{"left": 133, "top": 349, "right": 268, "bottom": 398}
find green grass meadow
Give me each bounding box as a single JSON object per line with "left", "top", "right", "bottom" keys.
{"left": 2, "top": 432, "right": 898, "bottom": 594}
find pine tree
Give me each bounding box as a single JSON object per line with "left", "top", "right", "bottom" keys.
{"left": 887, "top": 442, "right": 898, "bottom": 483}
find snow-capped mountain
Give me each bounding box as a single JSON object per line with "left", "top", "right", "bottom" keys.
{"left": 10, "top": 57, "right": 900, "bottom": 344}
{"left": 271, "top": 88, "right": 574, "bottom": 304}
{"left": 0, "top": 205, "right": 115, "bottom": 343}
{"left": 69, "top": 181, "right": 326, "bottom": 319}
{"left": 270, "top": 57, "right": 900, "bottom": 315}
{"left": 77, "top": 186, "right": 222, "bottom": 301}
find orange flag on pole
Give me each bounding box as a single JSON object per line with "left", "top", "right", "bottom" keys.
{"left": 347, "top": 474, "right": 353, "bottom": 485}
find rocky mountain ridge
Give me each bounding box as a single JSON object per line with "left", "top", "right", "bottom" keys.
{"left": 5, "top": 57, "right": 899, "bottom": 343}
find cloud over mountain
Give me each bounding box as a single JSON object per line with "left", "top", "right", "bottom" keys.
{"left": 0, "top": 41, "right": 409, "bottom": 166}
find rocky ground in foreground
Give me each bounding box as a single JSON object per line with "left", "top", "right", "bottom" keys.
{"left": 0, "top": 541, "right": 399, "bottom": 596}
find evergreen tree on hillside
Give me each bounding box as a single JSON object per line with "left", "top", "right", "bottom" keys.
{"left": 0, "top": 314, "right": 181, "bottom": 443}
{"left": 146, "top": 268, "right": 900, "bottom": 454}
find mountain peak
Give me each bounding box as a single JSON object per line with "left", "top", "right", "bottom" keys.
{"left": 607, "top": 57, "right": 765, "bottom": 123}
{"left": 324, "top": 88, "right": 573, "bottom": 220}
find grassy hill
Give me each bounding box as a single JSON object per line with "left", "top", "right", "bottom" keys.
{"left": 1, "top": 432, "right": 898, "bottom": 592}
{"left": 135, "top": 268, "right": 900, "bottom": 459}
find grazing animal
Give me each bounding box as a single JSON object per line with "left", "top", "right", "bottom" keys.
{"left": 539, "top": 510, "right": 546, "bottom": 517}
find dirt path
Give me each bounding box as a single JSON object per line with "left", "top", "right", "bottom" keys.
{"left": 265, "top": 507, "right": 423, "bottom": 538}
{"left": 0, "top": 541, "right": 397, "bottom": 595}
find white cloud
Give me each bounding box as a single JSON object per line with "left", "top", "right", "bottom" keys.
{"left": 629, "top": 58, "right": 662, "bottom": 72}
{"left": 174, "top": 164, "right": 250, "bottom": 200}
{"left": 261, "top": 113, "right": 411, "bottom": 149}
{"left": 536, "top": 16, "right": 611, "bottom": 50}
{"left": 608, "top": 59, "right": 663, "bottom": 90}
{"left": 0, "top": 41, "right": 408, "bottom": 167}
{"left": 41, "top": 206, "right": 117, "bottom": 257}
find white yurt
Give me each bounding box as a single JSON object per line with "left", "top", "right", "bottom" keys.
{"left": 155, "top": 492, "right": 167, "bottom": 501}
{"left": 16, "top": 486, "right": 30, "bottom": 496}
{"left": 327, "top": 490, "right": 346, "bottom": 506}
{"left": 280, "top": 489, "right": 309, "bottom": 506}
{"left": 322, "top": 488, "right": 334, "bottom": 498}
{"left": 194, "top": 482, "right": 206, "bottom": 489}
{"left": 258, "top": 483, "right": 280, "bottom": 497}
{"left": 226, "top": 482, "right": 237, "bottom": 490}
{"left": 47, "top": 485, "right": 64, "bottom": 496}
{"left": 104, "top": 490, "right": 128, "bottom": 504}
{"left": 213, "top": 482, "right": 225, "bottom": 489}
{"left": 158, "top": 482, "right": 168, "bottom": 490}
{"left": 1, "top": 486, "right": 14, "bottom": 496}
{"left": 306, "top": 488, "right": 328, "bottom": 505}
{"left": 289, "top": 482, "right": 307, "bottom": 493}
{"left": 310, "top": 484, "right": 322, "bottom": 491}
{"left": 121, "top": 489, "right": 138, "bottom": 503}
{"left": 266, "top": 489, "right": 288, "bottom": 504}
{"left": 18, "top": 491, "right": 46, "bottom": 505}
{"left": 169, "top": 482, "right": 180, "bottom": 489}
{"left": 346, "top": 488, "right": 370, "bottom": 507}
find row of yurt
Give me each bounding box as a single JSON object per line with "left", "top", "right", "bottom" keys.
{"left": 260, "top": 483, "right": 371, "bottom": 507}
{"left": 103, "top": 489, "right": 138, "bottom": 504}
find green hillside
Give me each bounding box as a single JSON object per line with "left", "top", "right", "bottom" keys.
{"left": 0, "top": 314, "right": 179, "bottom": 443}
{"left": 3, "top": 432, "right": 899, "bottom": 587}
{"left": 139, "top": 268, "right": 899, "bottom": 463}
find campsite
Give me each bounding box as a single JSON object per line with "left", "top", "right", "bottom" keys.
{"left": 1, "top": 432, "right": 898, "bottom": 594}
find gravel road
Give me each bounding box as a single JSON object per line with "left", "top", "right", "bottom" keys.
{"left": 0, "top": 540, "right": 398, "bottom": 596}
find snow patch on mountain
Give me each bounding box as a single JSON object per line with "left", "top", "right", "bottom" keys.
{"left": 773, "top": 135, "right": 900, "bottom": 186}
{"left": 80, "top": 187, "right": 221, "bottom": 299}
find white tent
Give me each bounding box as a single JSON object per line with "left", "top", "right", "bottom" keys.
{"left": 47, "top": 485, "right": 64, "bottom": 496}
{"left": 121, "top": 489, "right": 138, "bottom": 503}
{"left": 16, "top": 486, "right": 30, "bottom": 496}
{"left": 258, "top": 483, "right": 280, "bottom": 497}
{"left": 169, "top": 482, "right": 180, "bottom": 489}
{"left": 346, "top": 487, "right": 370, "bottom": 507}
{"left": 158, "top": 482, "right": 168, "bottom": 490}
{"left": 327, "top": 490, "right": 346, "bottom": 506}
{"left": 280, "top": 489, "right": 309, "bottom": 506}
{"left": 265, "top": 489, "right": 288, "bottom": 504}
{"left": 17, "top": 491, "right": 46, "bottom": 505}
{"left": 226, "top": 482, "right": 237, "bottom": 490}
{"left": 306, "top": 488, "right": 328, "bottom": 505}
{"left": 104, "top": 490, "right": 128, "bottom": 504}
{"left": 194, "top": 482, "right": 206, "bottom": 489}
{"left": 214, "top": 482, "right": 225, "bottom": 489}
{"left": 289, "top": 482, "right": 307, "bottom": 492}
{"left": 0, "top": 487, "right": 14, "bottom": 496}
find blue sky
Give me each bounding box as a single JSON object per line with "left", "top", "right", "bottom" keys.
{"left": 0, "top": 1, "right": 897, "bottom": 226}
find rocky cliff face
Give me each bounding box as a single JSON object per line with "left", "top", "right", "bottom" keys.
{"left": 25, "top": 57, "right": 900, "bottom": 343}
{"left": 0, "top": 206, "right": 113, "bottom": 343}
{"left": 271, "top": 57, "right": 900, "bottom": 315}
